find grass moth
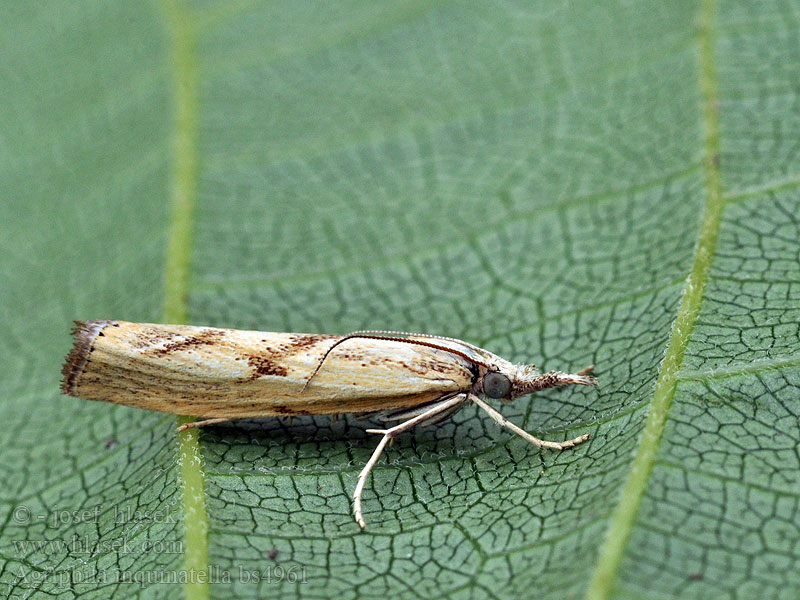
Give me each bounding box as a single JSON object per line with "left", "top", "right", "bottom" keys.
{"left": 61, "top": 320, "right": 597, "bottom": 528}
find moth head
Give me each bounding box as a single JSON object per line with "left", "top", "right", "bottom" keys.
{"left": 480, "top": 363, "right": 538, "bottom": 401}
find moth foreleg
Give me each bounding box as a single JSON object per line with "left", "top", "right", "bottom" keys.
{"left": 176, "top": 417, "right": 233, "bottom": 432}
{"left": 353, "top": 393, "right": 467, "bottom": 529}
{"left": 470, "top": 395, "right": 590, "bottom": 450}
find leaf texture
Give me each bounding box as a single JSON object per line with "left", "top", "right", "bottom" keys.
{"left": 1, "top": 1, "right": 799, "bottom": 599}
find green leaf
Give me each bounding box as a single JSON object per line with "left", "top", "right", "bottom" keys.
{"left": 2, "top": 1, "right": 799, "bottom": 599}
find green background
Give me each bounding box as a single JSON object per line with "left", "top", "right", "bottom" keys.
{"left": 2, "top": 1, "right": 799, "bottom": 598}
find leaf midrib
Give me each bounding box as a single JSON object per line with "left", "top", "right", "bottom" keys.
{"left": 585, "top": 0, "right": 724, "bottom": 597}
{"left": 161, "top": 1, "right": 210, "bottom": 599}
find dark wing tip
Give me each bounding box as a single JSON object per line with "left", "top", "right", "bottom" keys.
{"left": 60, "top": 320, "right": 114, "bottom": 396}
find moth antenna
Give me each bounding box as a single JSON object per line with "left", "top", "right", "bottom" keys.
{"left": 301, "top": 334, "right": 486, "bottom": 393}
{"left": 346, "top": 330, "right": 490, "bottom": 355}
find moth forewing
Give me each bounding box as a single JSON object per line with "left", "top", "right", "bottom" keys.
{"left": 61, "top": 320, "right": 475, "bottom": 418}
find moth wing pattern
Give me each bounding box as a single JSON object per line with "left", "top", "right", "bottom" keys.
{"left": 62, "top": 321, "right": 476, "bottom": 418}
{"left": 339, "top": 330, "right": 509, "bottom": 370}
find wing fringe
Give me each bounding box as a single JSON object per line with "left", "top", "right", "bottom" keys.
{"left": 60, "top": 320, "right": 114, "bottom": 396}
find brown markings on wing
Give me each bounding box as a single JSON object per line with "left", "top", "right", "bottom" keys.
{"left": 244, "top": 334, "right": 334, "bottom": 380}
{"left": 136, "top": 327, "right": 224, "bottom": 357}
{"left": 246, "top": 355, "right": 288, "bottom": 378}
{"left": 286, "top": 334, "right": 333, "bottom": 349}
{"left": 333, "top": 350, "right": 367, "bottom": 363}
{"left": 272, "top": 404, "right": 311, "bottom": 415}
{"left": 130, "top": 329, "right": 180, "bottom": 349}
{"left": 397, "top": 356, "right": 471, "bottom": 377}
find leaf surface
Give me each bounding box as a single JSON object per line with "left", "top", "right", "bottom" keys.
{"left": 1, "top": 1, "right": 799, "bottom": 599}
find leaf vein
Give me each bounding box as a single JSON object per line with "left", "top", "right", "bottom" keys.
{"left": 585, "top": 1, "right": 725, "bottom": 597}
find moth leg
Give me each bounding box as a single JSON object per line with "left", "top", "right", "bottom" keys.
{"left": 377, "top": 400, "right": 464, "bottom": 429}
{"left": 576, "top": 365, "right": 595, "bottom": 377}
{"left": 413, "top": 404, "right": 463, "bottom": 428}
{"left": 373, "top": 404, "right": 437, "bottom": 423}
{"left": 353, "top": 435, "right": 391, "bottom": 530}
{"left": 373, "top": 396, "right": 464, "bottom": 423}
{"left": 470, "top": 395, "right": 590, "bottom": 450}
{"left": 353, "top": 393, "right": 467, "bottom": 529}
{"left": 176, "top": 417, "right": 233, "bottom": 432}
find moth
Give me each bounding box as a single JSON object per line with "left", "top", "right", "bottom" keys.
{"left": 61, "top": 320, "right": 597, "bottom": 528}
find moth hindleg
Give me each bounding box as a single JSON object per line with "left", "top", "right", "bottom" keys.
{"left": 353, "top": 393, "right": 467, "bottom": 529}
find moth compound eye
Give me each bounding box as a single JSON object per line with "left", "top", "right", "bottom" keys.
{"left": 483, "top": 372, "right": 511, "bottom": 399}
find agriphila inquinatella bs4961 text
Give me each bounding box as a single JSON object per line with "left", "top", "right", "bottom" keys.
{"left": 61, "top": 320, "right": 597, "bottom": 528}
